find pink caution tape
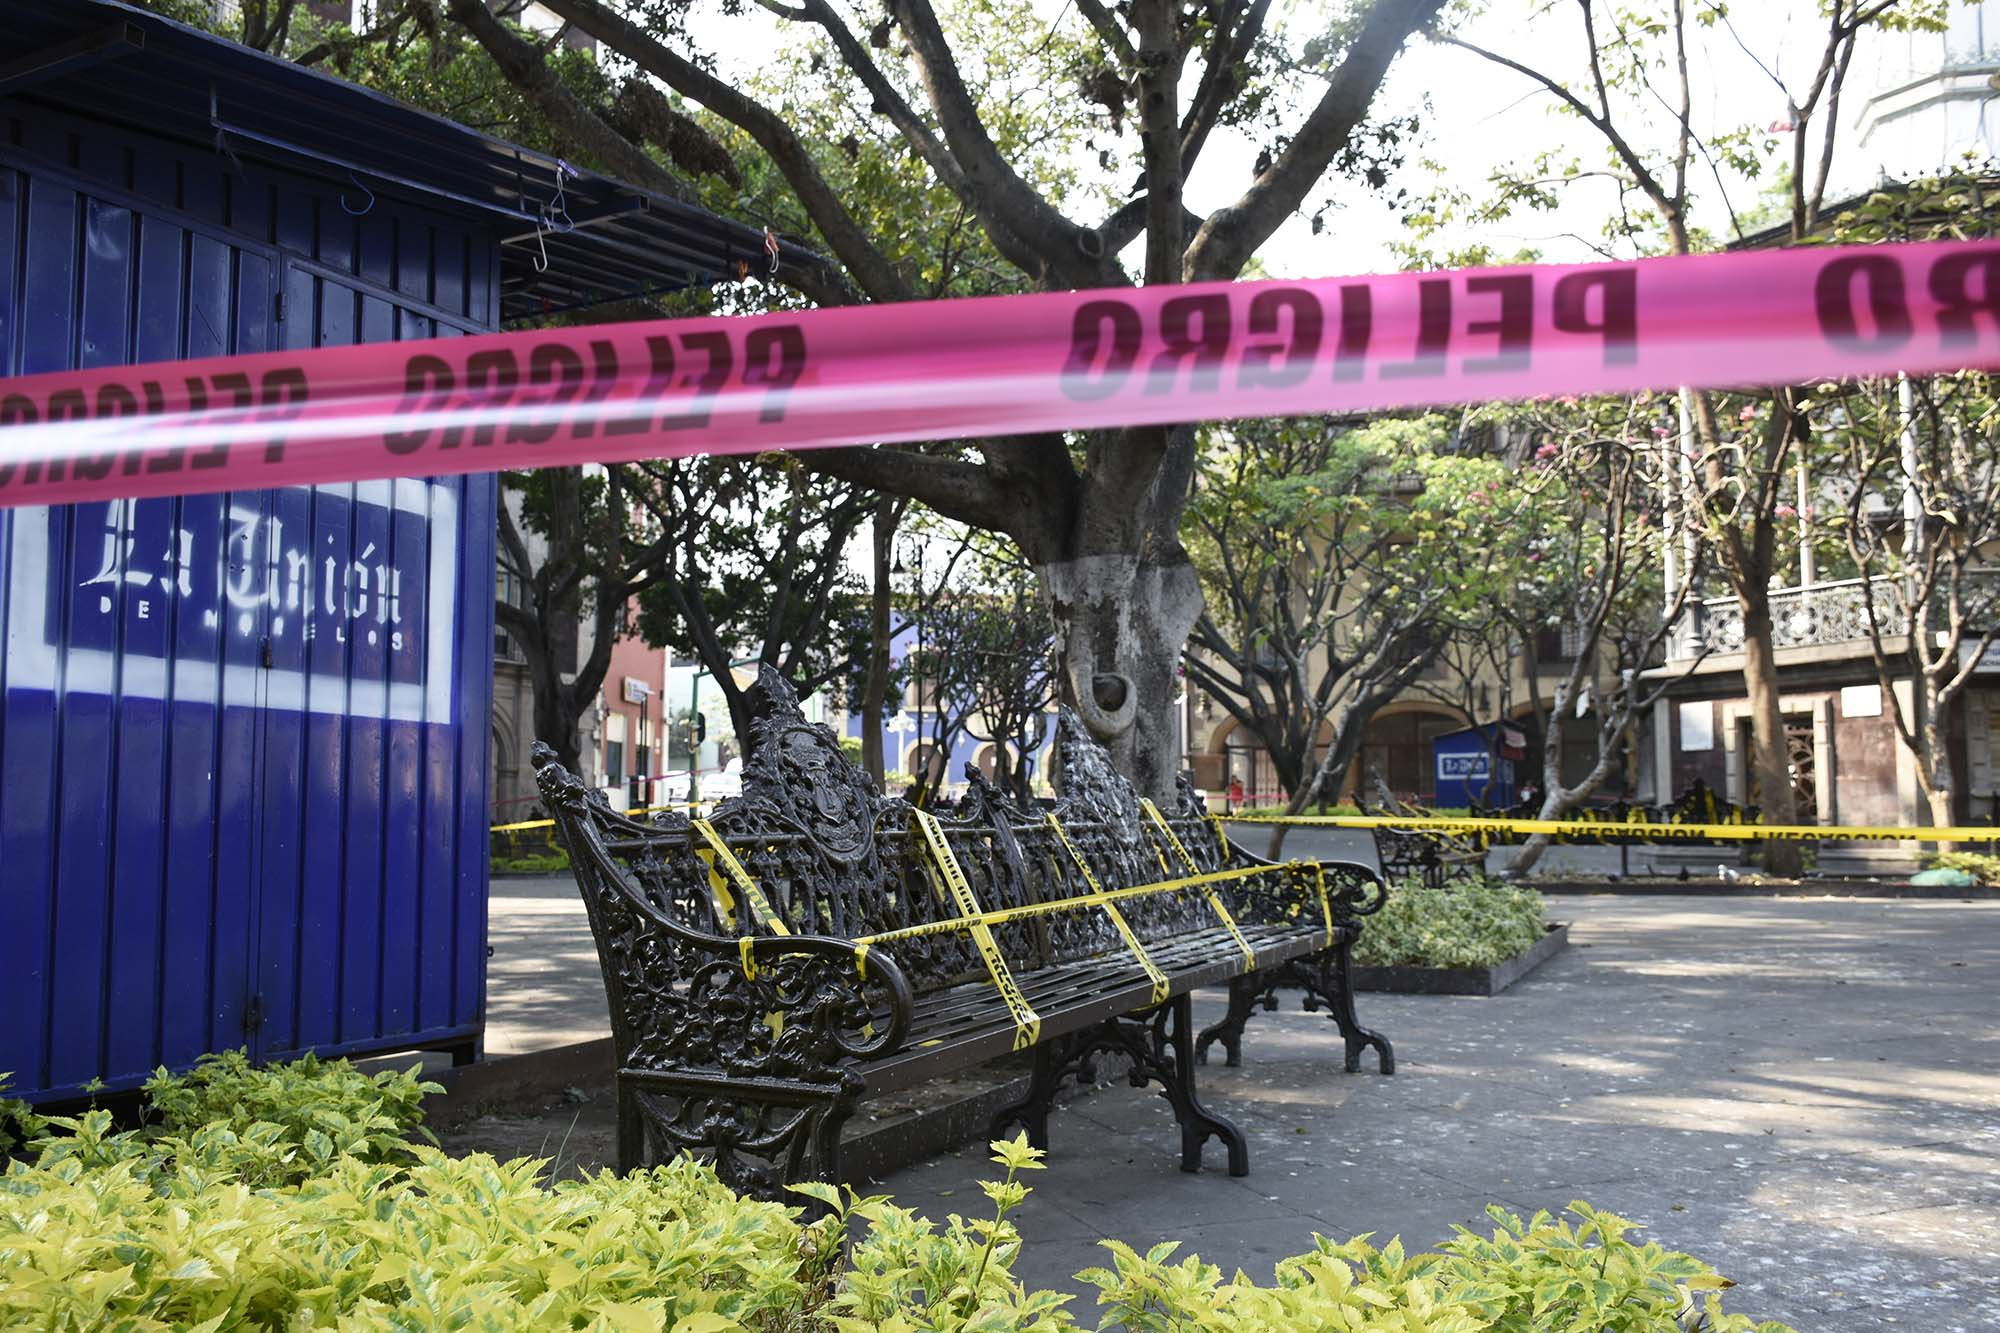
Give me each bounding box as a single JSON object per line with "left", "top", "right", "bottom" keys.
{"left": 1, "top": 241, "right": 1997, "bottom": 508}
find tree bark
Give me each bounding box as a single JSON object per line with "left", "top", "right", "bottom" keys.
{"left": 1921, "top": 704, "right": 1959, "bottom": 853}
{"left": 1927, "top": 785, "right": 1958, "bottom": 853}
{"left": 1739, "top": 598, "right": 1803, "bottom": 875}
{"left": 1038, "top": 549, "right": 1203, "bottom": 798}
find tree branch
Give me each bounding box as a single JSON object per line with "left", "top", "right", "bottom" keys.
{"left": 1132, "top": 0, "right": 1187, "bottom": 287}
{"left": 802, "top": 442, "right": 1063, "bottom": 547}
{"left": 1074, "top": 0, "right": 1137, "bottom": 66}
{"left": 447, "top": 0, "right": 696, "bottom": 201}
{"left": 1440, "top": 31, "right": 1686, "bottom": 250}
{"left": 888, "top": 0, "right": 1108, "bottom": 286}
{"left": 1188, "top": 0, "right": 1443, "bottom": 279}
{"left": 1179, "top": 0, "right": 1271, "bottom": 175}
{"left": 531, "top": 0, "right": 915, "bottom": 303}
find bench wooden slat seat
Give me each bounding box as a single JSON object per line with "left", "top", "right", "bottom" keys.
{"left": 535, "top": 667, "right": 1392, "bottom": 1200}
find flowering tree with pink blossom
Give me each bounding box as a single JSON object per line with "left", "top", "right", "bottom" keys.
{"left": 1182, "top": 415, "right": 1502, "bottom": 855}
{"left": 1417, "top": 394, "right": 1710, "bottom": 876}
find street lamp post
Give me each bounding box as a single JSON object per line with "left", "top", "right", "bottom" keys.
{"left": 688, "top": 666, "right": 701, "bottom": 805}
{"left": 894, "top": 541, "right": 927, "bottom": 794}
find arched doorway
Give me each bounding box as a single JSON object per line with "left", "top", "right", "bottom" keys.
{"left": 904, "top": 741, "right": 947, "bottom": 787}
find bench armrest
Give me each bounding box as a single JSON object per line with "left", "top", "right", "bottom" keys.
{"left": 535, "top": 751, "right": 915, "bottom": 1078}
{"left": 1224, "top": 847, "right": 1391, "bottom": 920}
{"left": 588, "top": 873, "right": 915, "bottom": 1076}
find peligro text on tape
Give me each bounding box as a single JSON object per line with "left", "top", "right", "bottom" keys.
{"left": 4, "top": 242, "right": 2000, "bottom": 508}
{"left": 1223, "top": 813, "right": 2000, "bottom": 842}
{"left": 1140, "top": 799, "right": 1256, "bottom": 971}
{"left": 909, "top": 810, "right": 1041, "bottom": 1050}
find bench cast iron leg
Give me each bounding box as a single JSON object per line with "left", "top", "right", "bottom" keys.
{"left": 617, "top": 1078, "right": 646, "bottom": 1175}
{"left": 989, "top": 1040, "right": 1066, "bottom": 1151}
{"left": 615, "top": 1070, "right": 858, "bottom": 1212}
{"left": 1194, "top": 974, "right": 1261, "bottom": 1068}
{"left": 988, "top": 1004, "right": 1247, "bottom": 1177}
{"left": 1325, "top": 932, "right": 1395, "bottom": 1075}
{"left": 1191, "top": 943, "right": 1395, "bottom": 1076}
{"left": 1157, "top": 994, "right": 1249, "bottom": 1177}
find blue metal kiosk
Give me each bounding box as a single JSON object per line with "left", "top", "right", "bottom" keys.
{"left": 1, "top": 0, "right": 778, "bottom": 1101}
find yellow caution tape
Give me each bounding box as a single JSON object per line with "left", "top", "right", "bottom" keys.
{"left": 699, "top": 850, "right": 739, "bottom": 926}
{"left": 1221, "top": 813, "right": 2000, "bottom": 843}
{"left": 855, "top": 861, "right": 1299, "bottom": 945}
{"left": 1208, "top": 813, "right": 1231, "bottom": 858}
{"left": 1046, "top": 814, "right": 1170, "bottom": 1006}
{"left": 692, "top": 819, "right": 789, "bottom": 940}
{"left": 1141, "top": 799, "right": 1256, "bottom": 971}
{"left": 1311, "top": 865, "right": 1335, "bottom": 948}
{"left": 910, "top": 810, "right": 1042, "bottom": 1050}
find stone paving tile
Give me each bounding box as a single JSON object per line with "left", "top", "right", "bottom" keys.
{"left": 864, "top": 894, "right": 2000, "bottom": 1331}
{"left": 487, "top": 879, "right": 2000, "bottom": 1330}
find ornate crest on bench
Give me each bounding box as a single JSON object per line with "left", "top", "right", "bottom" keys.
{"left": 733, "top": 666, "right": 883, "bottom": 868}
{"left": 1051, "top": 707, "right": 1141, "bottom": 831}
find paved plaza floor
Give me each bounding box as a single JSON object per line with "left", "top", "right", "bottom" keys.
{"left": 484, "top": 880, "right": 2000, "bottom": 1330}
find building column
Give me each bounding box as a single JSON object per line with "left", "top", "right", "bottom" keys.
{"left": 1651, "top": 696, "right": 1674, "bottom": 803}
{"left": 1722, "top": 704, "right": 1745, "bottom": 806}
{"left": 1812, "top": 697, "right": 1835, "bottom": 825}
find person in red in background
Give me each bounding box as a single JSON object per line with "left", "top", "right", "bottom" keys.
{"left": 1227, "top": 775, "right": 1245, "bottom": 813}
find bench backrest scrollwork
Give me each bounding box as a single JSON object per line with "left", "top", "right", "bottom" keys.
{"left": 537, "top": 668, "right": 1282, "bottom": 1013}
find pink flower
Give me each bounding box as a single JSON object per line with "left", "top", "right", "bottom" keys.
{"left": 1558, "top": 395, "right": 1580, "bottom": 407}
{"left": 1775, "top": 503, "right": 1798, "bottom": 519}
{"left": 1739, "top": 405, "right": 1758, "bottom": 422}
{"left": 1535, "top": 443, "right": 1560, "bottom": 461}
{"left": 1652, "top": 425, "right": 1671, "bottom": 439}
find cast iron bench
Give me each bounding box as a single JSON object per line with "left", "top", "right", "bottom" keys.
{"left": 534, "top": 667, "right": 1391, "bottom": 1199}
{"left": 1358, "top": 798, "right": 1486, "bottom": 886}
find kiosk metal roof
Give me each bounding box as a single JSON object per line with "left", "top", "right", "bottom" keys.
{"left": 2, "top": 0, "right": 808, "bottom": 320}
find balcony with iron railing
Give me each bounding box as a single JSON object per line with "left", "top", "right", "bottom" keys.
{"left": 1674, "top": 572, "right": 2000, "bottom": 661}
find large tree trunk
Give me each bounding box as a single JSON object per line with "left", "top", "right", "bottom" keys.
{"left": 1039, "top": 550, "right": 1202, "bottom": 800}
{"left": 525, "top": 646, "right": 588, "bottom": 778}
{"left": 1032, "top": 425, "right": 1203, "bottom": 804}
{"left": 1739, "top": 598, "right": 1803, "bottom": 876}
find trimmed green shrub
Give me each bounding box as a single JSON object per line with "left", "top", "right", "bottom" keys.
{"left": 141, "top": 1050, "right": 441, "bottom": 1185}
{"left": 0, "top": 1057, "right": 1795, "bottom": 1331}
{"left": 494, "top": 850, "right": 572, "bottom": 873}
{"left": 0, "top": 1075, "right": 46, "bottom": 1157}
{"left": 1354, "top": 876, "right": 1549, "bottom": 969}
{"left": 1, "top": 1115, "right": 830, "bottom": 1330}
{"left": 1923, "top": 849, "right": 2000, "bottom": 885}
